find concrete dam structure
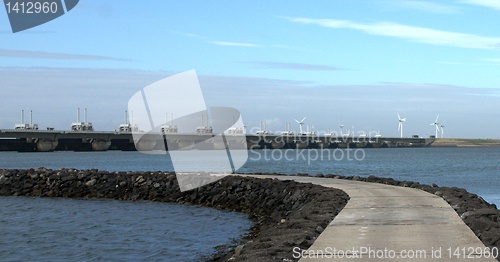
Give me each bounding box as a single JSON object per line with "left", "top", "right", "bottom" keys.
{"left": 0, "top": 129, "right": 435, "bottom": 152}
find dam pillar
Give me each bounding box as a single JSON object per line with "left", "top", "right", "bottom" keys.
{"left": 134, "top": 139, "right": 157, "bottom": 151}
{"left": 271, "top": 136, "right": 286, "bottom": 149}
{"left": 36, "top": 139, "right": 58, "bottom": 152}
{"left": 295, "top": 141, "right": 309, "bottom": 149}
{"left": 316, "top": 141, "right": 330, "bottom": 149}
{"left": 90, "top": 139, "right": 111, "bottom": 151}
{"left": 176, "top": 139, "right": 194, "bottom": 150}
{"left": 211, "top": 137, "right": 226, "bottom": 150}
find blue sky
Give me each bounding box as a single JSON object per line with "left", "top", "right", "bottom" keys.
{"left": 1, "top": 0, "right": 500, "bottom": 138}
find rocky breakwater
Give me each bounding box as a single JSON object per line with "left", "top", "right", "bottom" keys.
{"left": 0, "top": 168, "right": 349, "bottom": 261}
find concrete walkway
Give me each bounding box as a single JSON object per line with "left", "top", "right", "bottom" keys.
{"left": 243, "top": 175, "right": 497, "bottom": 261}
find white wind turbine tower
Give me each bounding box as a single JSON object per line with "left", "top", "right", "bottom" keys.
{"left": 440, "top": 124, "right": 445, "bottom": 138}
{"left": 295, "top": 117, "right": 306, "bottom": 135}
{"left": 397, "top": 113, "right": 406, "bottom": 138}
{"left": 430, "top": 115, "right": 440, "bottom": 138}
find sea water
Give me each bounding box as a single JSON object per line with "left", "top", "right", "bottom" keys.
{"left": 0, "top": 196, "right": 252, "bottom": 261}
{"left": 0, "top": 147, "right": 499, "bottom": 260}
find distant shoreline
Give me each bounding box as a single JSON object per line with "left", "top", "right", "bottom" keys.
{"left": 431, "top": 138, "right": 500, "bottom": 147}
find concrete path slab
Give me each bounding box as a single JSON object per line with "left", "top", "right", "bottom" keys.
{"left": 241, "top": 175, "right": 497, "bottom": 261}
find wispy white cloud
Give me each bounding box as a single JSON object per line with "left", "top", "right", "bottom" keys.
{"left": 439, "top": 58, "right": 500, "bottom": 65}
{"left": 483, "top": 58, "right": 500, "bottom": 63}
{"left": 170, "top": 30, "right": 204, "bottom": 39}
{"left": 245, "top": 61, "right": 346, "bottom": 71}
{"left": 208, "top": 41, "right": 259, "bottom": 47}
{"left": 436, "top": 61, "right": 466, "bottom": 65}
{"left": 171, "top": 31, "right": 260, "bottom": 48}
{"left": 387, "top": 0, "right": 460, "bottom": 13}
{"left": 0, "top": 49, "right": 130, "bottom": 61}
{"left": 271, "top": 44, "right": 312, "bottom": 52}
{"left": 286, "top": 17, "right": 500, "bottom": 49}
{"left": 460, "top": 0, "right": 500, "bottom": 10}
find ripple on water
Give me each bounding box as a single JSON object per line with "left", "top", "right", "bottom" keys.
{"left": 0, "top": 196, "right": 253, "bottom": 261}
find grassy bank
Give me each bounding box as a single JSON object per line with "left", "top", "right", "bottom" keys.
{"left": 431, "top": 138, "right": 500, "bottom": 147}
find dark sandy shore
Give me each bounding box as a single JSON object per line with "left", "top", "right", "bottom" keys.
{"left": 1, "top": 168, "right": 499, "bottom": 261}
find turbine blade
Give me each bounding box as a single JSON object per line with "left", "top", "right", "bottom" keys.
{"left": 294, "top": 119, "right": 300, "bottom": 124}
{"left": 397, "top": 112, "right": 401, "bottom": 120}
{"left": 435, "top": 115, "right": 439, "bottom": 122}
{"left": 301, "top": 117, "right": 307, "bottom": 122}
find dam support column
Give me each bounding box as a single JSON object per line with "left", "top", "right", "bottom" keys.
{"left": 90, "top": 139, "right": 111, "bottom": 151}
{"left": 134, "top": 139, "right": 157, "bottom": 151}
{"left": 36, "top": 139, "right": 59, "bottom": 152}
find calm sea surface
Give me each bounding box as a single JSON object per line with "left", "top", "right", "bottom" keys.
{"left": 0, "top": 197, "right": 252, "bottom": 261}
{"left": 1, "top": 147, "right": 499, "bottom": 260}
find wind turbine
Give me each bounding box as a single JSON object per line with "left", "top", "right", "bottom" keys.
{"left": 295, "top": 117, "right": 306, "bottom": 134}
{"left": 339, "top": 124, "right": 344, "bottom": 136}
{"left": 430, "top": 115, "right": 440, "bottom": 138}
{"left": 397, "top": 113, "right": 406, "bottom": 138}
{"left": 440, "top": 124, "right": 445, "bottom": 138}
